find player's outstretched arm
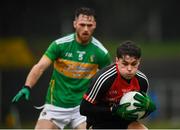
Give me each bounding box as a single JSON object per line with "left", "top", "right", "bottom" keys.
{"left": 12, "top": 55, "right": 52, "bottom": 103}
{"left": 25, "top": 55, "right": 52, "bottom": 87}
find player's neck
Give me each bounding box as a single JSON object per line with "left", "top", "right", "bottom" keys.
{"left": 75, "top": 33, "right": 91, "bottom": 45}
{"left": 121, "top": 76, "right": 131, "bottom": 84}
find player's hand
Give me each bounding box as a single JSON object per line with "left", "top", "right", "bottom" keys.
{"left": 133, "top": 91, "right": 156, "bottom": 116}
{"left": 12, "top": 86, "right": 31, "bottom": 103}
{"left": 112, "top": 103, "right": 138, "bottom": 121}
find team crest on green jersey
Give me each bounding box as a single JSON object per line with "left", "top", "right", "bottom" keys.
{"left": 90, "top": 55, "right": 95, "bottom": 62}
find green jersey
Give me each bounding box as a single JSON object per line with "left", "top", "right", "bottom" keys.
{"left": 44, "top": 33, "right": 112, "bottom": 108}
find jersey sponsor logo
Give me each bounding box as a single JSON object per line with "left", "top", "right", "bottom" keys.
{"left": 54, "top": 58, "right": 98, "bottom": 79}
{"left": 105, "top": 90, "right": 120, "bottom": 104}
{"left": 104, "top": 88, "right": 140, "bottom": 105}
{"left": 121, "top": 88, "right": 134, "bottom": 93}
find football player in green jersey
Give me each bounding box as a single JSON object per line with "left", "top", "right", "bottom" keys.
{"left": 12, "top": 7, "right": 112, "bottom": 129}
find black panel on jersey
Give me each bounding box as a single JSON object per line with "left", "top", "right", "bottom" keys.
{"left": 85, "top": 64, "right": 117, "bottom": 103}
{"left": 135, "top": 71, "right": 149, "bottom": 93}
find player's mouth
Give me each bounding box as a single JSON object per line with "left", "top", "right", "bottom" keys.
{"left": 82, "top": 33, "right": 89, "bottom": 36}
{"left": 81, "top": 33, "right": 90, "bottom": 39}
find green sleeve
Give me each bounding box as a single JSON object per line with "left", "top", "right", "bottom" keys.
{"left": 44, "top": 41, "right": 59, "bottom": 61}
{"left": 98, "top": 52, "right": 112, "bottom": 69}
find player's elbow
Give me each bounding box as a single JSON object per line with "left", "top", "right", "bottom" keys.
{"left": 80, "top": 99, "right": 88, "bottom": 116}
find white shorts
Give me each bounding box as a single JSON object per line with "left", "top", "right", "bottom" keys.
{"left": 37, "top": 104, "right": 86, "bottom": 129}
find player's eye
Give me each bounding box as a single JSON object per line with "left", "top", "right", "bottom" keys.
{"left": 87, "top": 24, "right": 93, "bottom": 27}
{"left": 122, "top": 62, "right": 128, "bottom": 66}
{"left": 131, "top": 62, "right": 138, "bottom": 66}
{"left": 80, "top": 23, "right": 85, "bottom": 27}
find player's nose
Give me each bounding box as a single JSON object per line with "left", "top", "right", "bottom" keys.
{"left": 127, "top": 65, "right": 132, "bottom": 71}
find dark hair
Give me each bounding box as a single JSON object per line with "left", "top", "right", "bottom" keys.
{"left": 116, "top": 40, "right": 141, "bottom": 59}
{"left": 75, "top": 7, "right": 96, "bottom": 19}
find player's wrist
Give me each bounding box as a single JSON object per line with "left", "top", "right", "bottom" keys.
{"left": 23, "top": 85, "right": 31, "bottom": 91}
{"left": 111, "top": 105, "right": 119, "bottom": 114}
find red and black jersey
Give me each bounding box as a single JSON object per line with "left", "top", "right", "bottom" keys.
{"left": 84, "top": 63, "right": 148, "bottom": 105}
{"left": 80, "top": 63, "right": 149, "bottom": 129}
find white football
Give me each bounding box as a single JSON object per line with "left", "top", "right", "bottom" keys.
{"left": 120, "top": 91, "right": 145, "bottom": 119}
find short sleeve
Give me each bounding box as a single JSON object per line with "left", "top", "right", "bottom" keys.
{"left": 98, "top": 53, "right": 112, "bottom": 69}
{"left": 44, "top": 41, "right": 59, "bottom": 61}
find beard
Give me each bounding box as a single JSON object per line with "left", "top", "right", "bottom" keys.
{"left": 76, "top": 31, "right": 92, "bottom": 44}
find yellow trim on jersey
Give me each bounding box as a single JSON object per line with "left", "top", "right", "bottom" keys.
{"left": 54, "top": 58, "right": 98, "bottom": 79}
{"left": 50, "top": 79, "right": 55, "bottom": 104}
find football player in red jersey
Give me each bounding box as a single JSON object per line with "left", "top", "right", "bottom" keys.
{"left": 80, "top": 40, "right": 156, "bottom": 129}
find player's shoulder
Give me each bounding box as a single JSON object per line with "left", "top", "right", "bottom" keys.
{"left": 95, "top": 63, "right": 117, "bottom": 78}
{"left": 54, "top": 33, "right": 75, "bottom": 45}
{"left": 91, "top": 37, "right": 108, "bottom": 54}
{"left": 136, "top": 70, "right": 148, "bottom": 81}
{"left": 135, "top": 70, "right": 149, "bottom": 88}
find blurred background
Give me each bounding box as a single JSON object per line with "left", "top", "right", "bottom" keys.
{"left": 0, "top": 0, "right": 180, "bottom": 128}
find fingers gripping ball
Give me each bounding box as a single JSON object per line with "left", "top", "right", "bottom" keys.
{"left": 120, "top": 91, "right": 145, "bottom": 119}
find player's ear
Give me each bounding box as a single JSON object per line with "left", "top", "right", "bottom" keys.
{"left": 115, "top": 57, "right": 119, "bottom": 62}
{"left": 73, "top": 20, "right": 77, "bottom": 29}
{"left": 115, "top": 57, "right": 119, "bottom": 63}
{"left": 93, "top": 21, "right": 96, "bottom": 29}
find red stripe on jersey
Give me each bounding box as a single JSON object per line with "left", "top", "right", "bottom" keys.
{"left": 83, "top": 94, "right": 96, "bottom": 104}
